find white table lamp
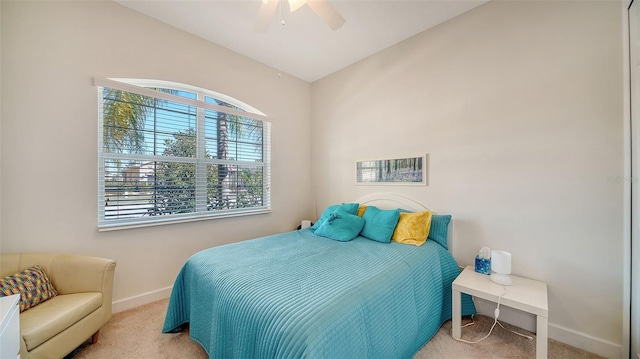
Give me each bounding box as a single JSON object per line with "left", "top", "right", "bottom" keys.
{"left": 490, "top": 250, "right": 512, "bottom": 285}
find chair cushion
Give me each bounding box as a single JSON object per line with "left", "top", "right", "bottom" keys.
{"left": 20, "top": 292, "right": 102, "bottom": 351}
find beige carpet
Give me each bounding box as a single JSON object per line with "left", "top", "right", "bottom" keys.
{"left": 67, "top": 299, "right": 604, "bottom": 359}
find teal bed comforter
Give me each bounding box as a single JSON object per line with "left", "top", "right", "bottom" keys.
{"left": 163, "top": 228, "right": 475, "bottom": 358}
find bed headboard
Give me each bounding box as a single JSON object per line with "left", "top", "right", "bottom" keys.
{"left": 356, "top": 193, "right": 455, "bottom": 257}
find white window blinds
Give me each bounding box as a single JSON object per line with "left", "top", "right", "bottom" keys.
{"left": 95, "top": 78, "right": 271, "bottom": 230}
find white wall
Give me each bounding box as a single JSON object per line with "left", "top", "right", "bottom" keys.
{"left": 0, "top": 1, "right": 313, "bottom": 310}
{"left": 311, "top": 1, "right": 624, "bottom": 357}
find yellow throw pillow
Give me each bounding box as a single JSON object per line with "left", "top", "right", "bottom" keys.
{"left": 357, "top": 205, "right": 368, "bottom": 217}
{"left": 392, "top": 211, "right": 433, "bottom": 246}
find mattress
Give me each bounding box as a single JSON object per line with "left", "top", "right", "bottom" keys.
{"left": 163, "top": 228, "right": 475, "bottom": 358}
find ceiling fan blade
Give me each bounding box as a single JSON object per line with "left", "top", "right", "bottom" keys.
{"left": 254, "top": 0, "right": 279, "bottom": 33}
{"left": 307, "top": 0, "right": 345, "bottom": 31}
{"left": 288, "top": 0, "right": 306, "bottom": 12}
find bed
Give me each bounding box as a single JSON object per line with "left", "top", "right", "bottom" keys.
{"left": 163, "top": 194, "right": 475, "bottom": 358}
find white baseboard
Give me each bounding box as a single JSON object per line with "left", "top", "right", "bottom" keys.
{"left": 548, "top": 323, "right": 621, "bottom": 359}
{"left": 112, "top": 286, "right": 173, "bottom": 313}
{"left": 473, "top": 297, "right": 621, "bottom": 359}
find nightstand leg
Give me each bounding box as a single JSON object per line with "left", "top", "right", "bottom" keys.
{"left": 452, "top": 288, "right": 461, "bottom": 339}
{"left": 536, "top": 315, "right": 548, "bottom": 359}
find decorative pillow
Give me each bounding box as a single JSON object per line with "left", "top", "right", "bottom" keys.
{"left": 391, "top": 211, "right": 433, "bottom": 246}
{"left": 314, "top": 207, "right": 365, "bottom": 242}
{"left": 360, "top": 206, "right": 400, "bottom": 243}
{"left": 357, "top": 205, "right": 368, "bottom": 217}
{"left": 311, "top": 203, "right": 359, "bottom": 231}
{"left": 428, "top": 214, "right": 452, "bottom": 250}
{"left": 0, "top": 265, "right": 58, "bottom": 312}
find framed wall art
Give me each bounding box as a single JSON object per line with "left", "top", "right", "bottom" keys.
{"left": 356, "top": 155, "right": 427, "bottom": 185}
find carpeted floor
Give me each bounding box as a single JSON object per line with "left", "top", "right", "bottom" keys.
{"left": 67, "top": 299, "right": 604, "bottom": 359}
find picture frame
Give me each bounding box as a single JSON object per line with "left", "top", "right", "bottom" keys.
{"left": 356, "top": 155, "right": 427, "bottom": 185}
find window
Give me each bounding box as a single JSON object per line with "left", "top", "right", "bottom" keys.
{"left": 95, "top": 78, "right": 271, "bottom": 230}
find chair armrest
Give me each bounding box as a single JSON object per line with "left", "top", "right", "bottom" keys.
{"left": 47, "top": 254, "right": 117, "bottom": 324}
{"left": 47, "top": 254, "right": 116, "bottom": 296}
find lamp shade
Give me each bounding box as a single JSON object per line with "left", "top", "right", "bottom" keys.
{"left": 490, "top": 250, "right": 512, "bottom": 285}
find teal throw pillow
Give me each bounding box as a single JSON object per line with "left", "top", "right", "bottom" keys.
{"left": 360, "top": 206, "right": 400, "bottom": 243}
{"left": 311, "top": 203, "right": 359, "bottom": 231}
{"left": 428, "top": 214, "right": 452, "bottom": 250}
{"left": 314, "top": 208, "right": 365, "bottom": 242}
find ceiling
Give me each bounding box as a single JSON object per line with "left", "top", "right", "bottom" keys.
{"left": 115, "top": 0, "right": 487, "bottom": 83}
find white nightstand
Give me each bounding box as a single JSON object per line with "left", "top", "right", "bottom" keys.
{"left": 0, "top": 294, "right": 21, "bottom": 359}
{"left": 452, "top": 265, "right": 548, "bottom": 359}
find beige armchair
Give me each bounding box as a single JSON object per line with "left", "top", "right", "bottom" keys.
{"left": 0, "top": 253, "right": 116, "bottom": 359}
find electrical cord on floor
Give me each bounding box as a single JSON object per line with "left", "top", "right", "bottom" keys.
{"left": 496, "top": 320, "right": 534, "bottom": 340}
{"left": 451, "top": 286, "right": 533, "bottom": 344}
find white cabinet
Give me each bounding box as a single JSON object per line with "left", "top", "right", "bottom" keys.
{"left": 0, "top": 294, "right": 21, "bottom": 359}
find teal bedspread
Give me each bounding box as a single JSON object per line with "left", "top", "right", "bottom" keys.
{"left": 163, "top": 229, "right": 475, "bottom": 358}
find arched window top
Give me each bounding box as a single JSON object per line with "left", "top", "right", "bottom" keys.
{"left": 111, "top": 78, "right": 266, "bottom": 116}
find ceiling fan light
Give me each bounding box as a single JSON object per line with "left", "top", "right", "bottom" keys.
{"left": 288, "top": 0, "right": 306, "bottom": 12}
{"left": 255, "top": 0, "right": 344, "bottom": 33}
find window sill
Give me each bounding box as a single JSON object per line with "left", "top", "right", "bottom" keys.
{"left": 98, "top": 208, "right": 272, "bottom": 231}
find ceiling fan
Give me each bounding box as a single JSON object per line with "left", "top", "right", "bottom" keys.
{"left": 255, "top": 0, "right": 346, "bottom": 32}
